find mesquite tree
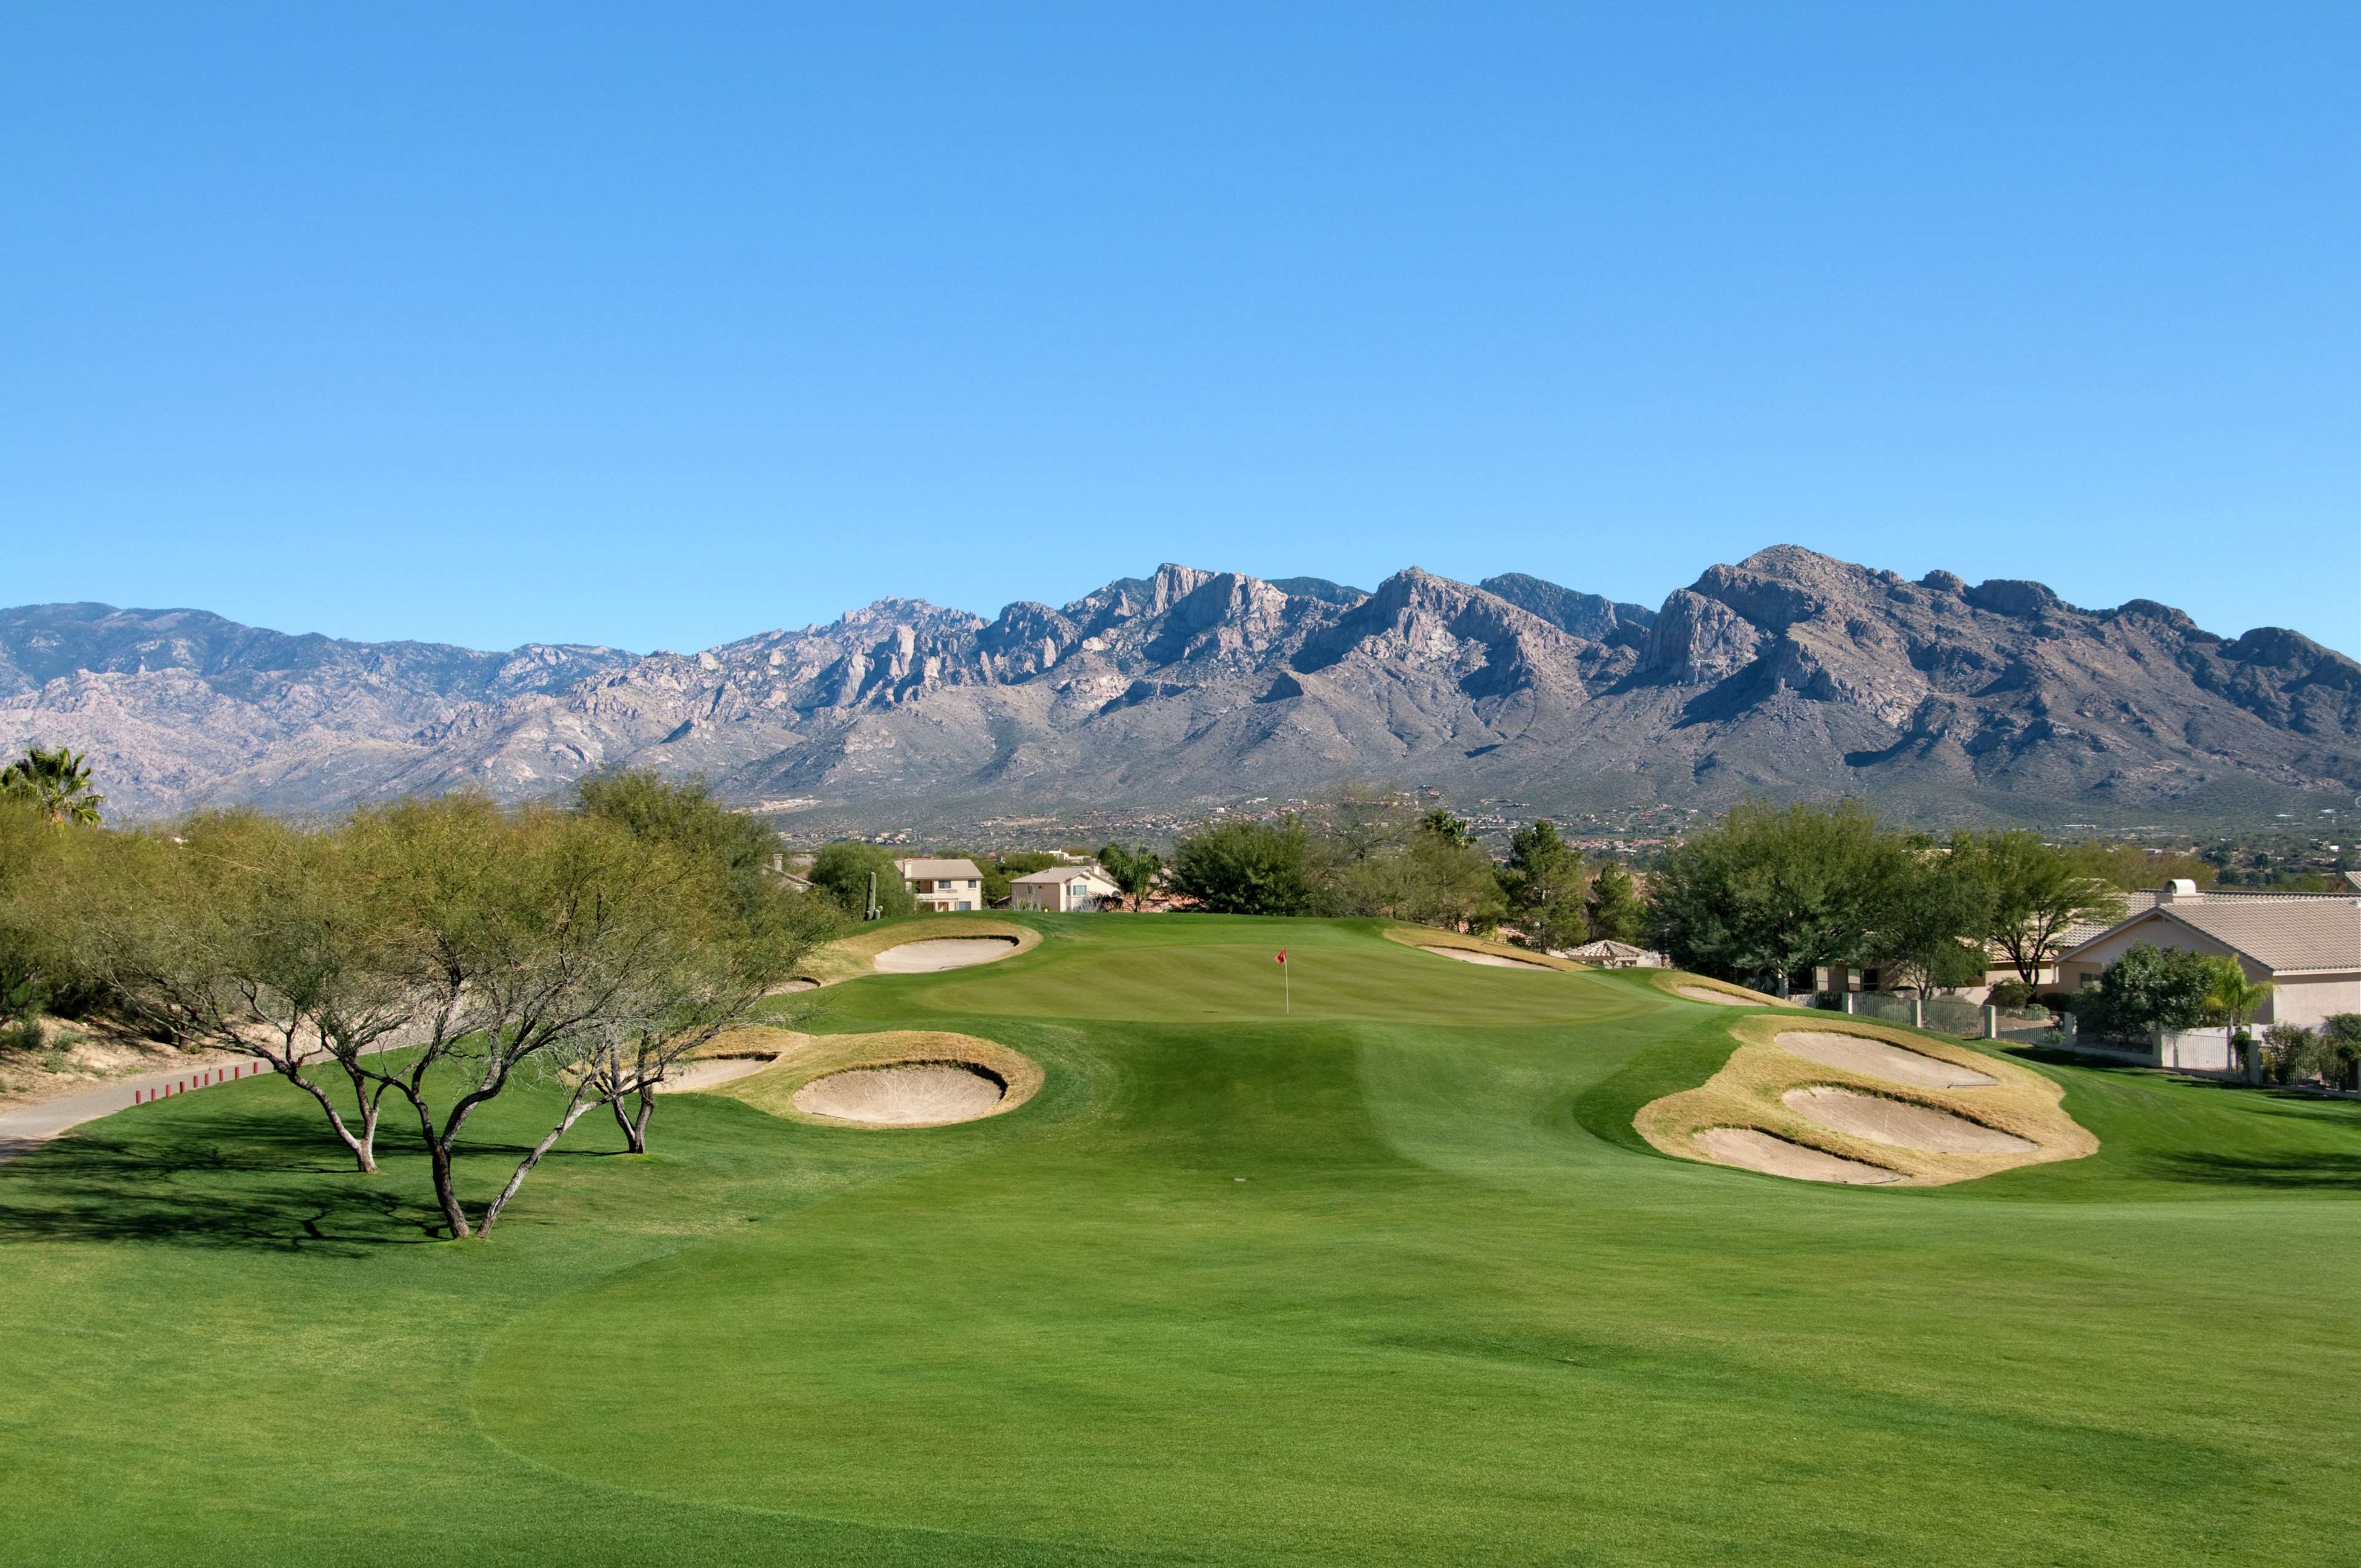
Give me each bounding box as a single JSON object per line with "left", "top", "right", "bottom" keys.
{"left": 71, "top": 812, "right": 416, "bottom": 1173}
{"left": 338, "top": 796, "right": 698, "bottom": 1240}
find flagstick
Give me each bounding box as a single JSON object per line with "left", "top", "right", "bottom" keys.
{"left": 1284, "top": 960, "right": 1290, "bottom": 1016}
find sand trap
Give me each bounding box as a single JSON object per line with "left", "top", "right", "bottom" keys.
{"left": 872, "top": 937, "right": 1022, "bottom": 974}
{"left": 656, "top": 1058, "right": 776, "bottom": 1093}
{"left": 1772, "top": 1029, "right": 1997, "bottom": 1089}
{"left": 1421, "top": 945, "right": 1549, "bottom": 969}
{"left": 790, "top": 1063, "right": 1007, "bottom": 1126}
{"left": 1782, "top": 1087, "right": 2036, "bottom": 1154}
{"left": 1672, "top": 983, "right": 1792, "bottom": 1007}
{"left": 1693, "top": 1127, "right": 1903, "bottom": 1185}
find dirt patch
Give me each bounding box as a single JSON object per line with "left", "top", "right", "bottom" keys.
{"left": 708, "top": 1029, "right": 1042, "bottom": 1130}
{"left": 1692, "top": 1127, "right": 1904, "bottom": 1185}
{"left": 1420, "top": 945, "right": 1549, "bottom": 970}
{"left": 1633, "top": 1013, "right": 2094, "bottom": 1187}
{"left": 873, "top": 936, "right": 1022, "bottom": 974}
{"left": 792, "top": 1063, "right": 1006, "bottom": 1126}
{"left": 1771, "top": 1029, "right": 1997, "bottom": 1088}
{"left": 1782, "top": 1087, "right": 2036, "bottom": 1154}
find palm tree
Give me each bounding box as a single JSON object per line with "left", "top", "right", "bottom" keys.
{"left": 1, "top": 746, "right": 105, "bottom": 826}
{"left": 2204, "top": 959, "right": 2275, "bottom": 1078}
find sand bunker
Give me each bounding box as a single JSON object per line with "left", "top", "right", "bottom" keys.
{"left": 655, "top": 1058, "right": 777, "bottom": 1094}
{"left": 1771, "top": 1029, "right": 1997, "bottom": 1089}
{"left": 1421, "top": 945, "right": 1549, "bottom": 969}
{"left": 790, "top": 1063, "right": 1008, "bottom": 1126}
{"left": 1782, "top": 1087, "right": 2036, "bottom": 1154}
{"left": 872, "top": 937, "right": 1022, "bottom": 974}
{"left": 1692, "top": 1127, "right": 1902, "bottom": 1185}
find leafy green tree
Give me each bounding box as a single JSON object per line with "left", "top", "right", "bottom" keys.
{"left": 1959, "top": 830, "right": 2127, "bottom": 986}
{"left": 1097, "top": 843, "right": 1165, "bottom": 911}
{"left": 2080, "top": 943, "right": 2220, "bottom": 1038}
{"left": 1584, "top": 862, "right": 1646, "bottom": 946}
{"left": 1645, "top": 798, "right": 1913, "bottom": 995}
{"left": 1883, "top": 838, "right": 1996, "bottom": 994}
{"left": 808, "top": 842, "right": 915, "bottom": 919}
{"left": 572, "top": 767, "right": 780, "bottom": 914}
{"left": 1169, "top": 817, "right": 1317, "bottom": 916}
{"left": 1503, "top": 820, "right": 1581, "bottom": 913}
{"left": 1, "top": 746, "right": 104, "bottom": 827}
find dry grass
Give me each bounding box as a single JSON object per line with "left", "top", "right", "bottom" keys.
{"left": 1381, "top": 927, "right": 1589, "bottom": 972}
{"left": 698, "top": 1027, "right": 1044, "bottom": 1128}
{"left": 794, "top": 917, "right": 1043, "bottom": 987}
{"left": 1636, "top": 1013, "right": 2097, "bottom": 1187}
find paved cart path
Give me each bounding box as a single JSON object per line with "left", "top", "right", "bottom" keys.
{"left": 0, "top": 1039, "right": 413, "bottom": 1166}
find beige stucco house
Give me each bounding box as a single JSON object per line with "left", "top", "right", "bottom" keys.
{"left": 1010, "top": 864, "right": 1121, "bottom": 913}
{"left": 895, "top": 857, "right": 986, "bottom": 913}
{"left": 2054, "top": 881, "right": 2361, "bottom": 1028}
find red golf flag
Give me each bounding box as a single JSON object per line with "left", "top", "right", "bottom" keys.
{"left": 1274, "top": 949, "right": 1287, "bottom": 964}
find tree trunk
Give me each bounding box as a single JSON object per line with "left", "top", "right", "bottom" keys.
{"left": 413, "top": 1095, "right": 472, "bottom": 1239}
{"left": 274, "top": 1059, "right": 379, "bottom": 1174}
{"left": 479, "top": 1093, "right": 598, "bottom": 1237}
{"left": 609, "top": 1084, "right": 654, "bottom": 1154}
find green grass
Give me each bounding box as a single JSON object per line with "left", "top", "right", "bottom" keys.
{"left": 3, "top": 913, "right": 2358, "bottom": 1566}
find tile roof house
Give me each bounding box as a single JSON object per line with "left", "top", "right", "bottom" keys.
{"left": 1009, "top": 864, "right": 1121, "bottom": 913}
{"left": 2055, "top": 881, "right": 2361, "bottom": 1028}
{"left": 1561, "top": 939, "right": 1663, "bottom": 968}
{"left": 895, "top": 857, "right": 986, "bottom": 913}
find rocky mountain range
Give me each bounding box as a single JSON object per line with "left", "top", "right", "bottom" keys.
{"left": 4, "top": 547, "right": 2355, "bottom": 831}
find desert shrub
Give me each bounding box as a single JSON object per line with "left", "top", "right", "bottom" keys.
{"left": 2321, "top": 1015, "right": 2361, "bottom": 1089}
{"left": 2261, "top": 1024, "right": 2329, "bottom": 1086}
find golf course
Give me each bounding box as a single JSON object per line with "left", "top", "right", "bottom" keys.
{"left": 4, "top": 912, "right": 2357, "bottom": 1566}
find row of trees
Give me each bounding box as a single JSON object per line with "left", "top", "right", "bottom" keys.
{"left": 1643, "top": 799, "right": 2130, "bottom": 994}
{"left": 1162, "top": 791, "right": 1645, "bottom": 946}
{"left": 0, "top": 769, "right": 837, "bottom": 1238}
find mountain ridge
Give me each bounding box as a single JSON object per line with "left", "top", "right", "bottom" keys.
{"left": 4, "top": 547, "right": 2354, "bottom": 828}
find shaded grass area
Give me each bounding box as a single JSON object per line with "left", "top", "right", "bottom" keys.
{"left": 3, "top": 915, "right": 2359, "bottom": 1565}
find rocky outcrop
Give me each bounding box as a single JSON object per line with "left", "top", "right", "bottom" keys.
{"left": 2, "top": 547, "right": 2354, "bottom": 825}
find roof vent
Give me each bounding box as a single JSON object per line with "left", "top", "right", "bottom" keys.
{"left": 2162, "top": 879, "right": 2199, "bottom": 902}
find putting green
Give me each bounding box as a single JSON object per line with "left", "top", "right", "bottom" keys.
{"left": 4, "top": 913, "right": 2359, "bottom": 1566}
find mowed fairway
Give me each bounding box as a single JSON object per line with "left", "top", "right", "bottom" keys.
{"left": 4, "top": 915, "right": 2359, "bottom": 1566}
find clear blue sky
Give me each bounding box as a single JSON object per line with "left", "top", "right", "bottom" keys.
{"left": 5, "top": 4, "right": 2354, "bottom": 654}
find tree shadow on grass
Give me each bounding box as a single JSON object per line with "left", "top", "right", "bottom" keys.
{"left": 0, "top": 1107, "right": 619, "bottom": 1253}
{"left": 2148, "top": 1150, "right": 2361, "bottom": 1192}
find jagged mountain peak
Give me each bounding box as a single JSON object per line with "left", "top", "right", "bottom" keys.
{"left": 1, "top": 551, "right": 2351, "bottom": 825}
